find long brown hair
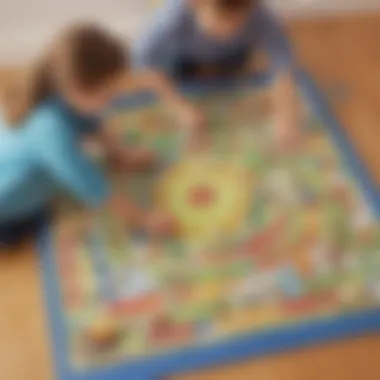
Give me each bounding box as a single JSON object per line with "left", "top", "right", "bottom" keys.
{"left": 2, "top": 23, "right": 127, "bottom": 126}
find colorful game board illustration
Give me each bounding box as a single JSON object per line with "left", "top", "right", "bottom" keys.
{"left": 45, "top": 75, "right": 380, "bottom": 379}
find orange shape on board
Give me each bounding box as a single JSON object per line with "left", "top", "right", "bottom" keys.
{"left": 281, "top": 291, "right": 337, "bottom": 316}
{"left": 109, "top": 293, "right": 163, "bottom": 316}
{"left": 217, "top": 305, "right": 281, "bottom": 333}
{"left": 150, "top": 317, "right": 194, "bottom": 345}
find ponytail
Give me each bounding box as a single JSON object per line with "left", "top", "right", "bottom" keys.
{"left": 1, "top": 56, "right": 55, "bottom": 126}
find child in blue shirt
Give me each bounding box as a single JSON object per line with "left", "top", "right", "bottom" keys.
{"left": 134, "top": 0, "right": 300, "bottom": 143}
{"left": 0, "top": 24, "right": 198, "bottom": 246}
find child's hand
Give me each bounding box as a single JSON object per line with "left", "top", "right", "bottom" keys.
{"left": 179, "top": 102, "right": 205, "bottom": 131}
{"left": 273, "top": 74, "right": 301, "bottom": 152}
{"left": 57, "top": 212, "right": 94, "bottom": 243}
{"left": 276, "top": 123, "right": 302, "bottom": 151}
{"left": 111, "top": 147, "right": 157, "bottom": 172}
{"left": 124, "top": 147, "right": 157, "bottom": 171}
{"left": 144, "top": 211, "right": 178, "bottom": 237}
{"left": 186, "top": 126, "right": 210, "bottom": 154}
{"left": 178, "top": 103, "right": 209, "bottom": 152}
{"left": 274, "top": 109, "right": 303, "bottom": 152}
{"left": 132, "top": 69, "right": 206, "bottom": 134}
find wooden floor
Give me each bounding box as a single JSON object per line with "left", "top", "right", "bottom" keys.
{"left": 1, "top": 13, "right": 380, "bottom": 380}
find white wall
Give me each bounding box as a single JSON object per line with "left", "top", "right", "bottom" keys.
{"left": 0, "top": 0, "right": 379, "bottom": 65}
{"left": 0, "top": 0, "right": 153, "bottom": 64}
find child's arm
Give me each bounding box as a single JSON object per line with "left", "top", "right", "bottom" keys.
{"left": 93, "top": 125, "right": 156, "bottom": 172}
{"left": 36, "top": 116, "right": 175, "bottom": 234}
{"left": 117, "top": 70, "right": 204, "bottom": 130}
{"left": 273, "top": 71, "right": 300, "bottom": 146}
{"left": 256, "top": 6, "right": 300, "bottom": 145}
{"left": 33, "top": 116, "right": 160, "bottom": 229}
{"left": 123, "top": 2, "right": 204, "bottom": 131}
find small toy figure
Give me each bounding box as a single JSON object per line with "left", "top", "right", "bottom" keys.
{"left": 86, "top": 316, "right": 123, "bottom": 352}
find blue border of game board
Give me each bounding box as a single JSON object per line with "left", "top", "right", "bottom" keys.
{"left": 38, "top": 71, "right": 380, "bottom": 380}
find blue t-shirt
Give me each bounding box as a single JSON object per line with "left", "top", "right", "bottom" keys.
{"left": 0, "top": 98, "right": 110, "bottom": 223}
{"left": 133, "top": 0, "right": 294, "bottom": 74}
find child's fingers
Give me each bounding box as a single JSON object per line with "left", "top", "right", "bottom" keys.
{"left": 277, "top": 128, "right": 303, "bottom": 154}
{"left": 113, "top": 147, "right": 158, "bottom": 173}
{"left": 145, "top": 212, "right": 178, "bottom": 237}
{"left": 58, "top": 212, "right": 94, "bottom": 242}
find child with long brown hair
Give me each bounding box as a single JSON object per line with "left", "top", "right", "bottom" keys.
{"left": 0, "top": 23, "right": 198, "bottom": 246}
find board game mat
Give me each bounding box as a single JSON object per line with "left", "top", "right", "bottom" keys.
{"left": 39, "top": 73, "right": 380, "bottom": 380}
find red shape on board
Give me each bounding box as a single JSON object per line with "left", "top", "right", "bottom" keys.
{"left": 281, "top": 291, "right": 337, "bottom": 315}
{"left": 109, "top": 293, "right": 163, "bottom": 316}
{"left": 243, "top": 218, "right": 286, "bottom": 258}
{"left": 150, "top": 317, "right": 194, "bottom": 344}
{"left": 188, "top": 184, "right": 217, "bottom": 208}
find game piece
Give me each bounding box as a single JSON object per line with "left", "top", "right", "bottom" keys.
{"left": 281, "top": 291, "right": 337, "bottom": 316}
{"left": 277, "top": 266, "right": 304, "bottom": 298}
{"left": 265, "top": 169, "right": 298, "bottom": 205}
{"left": 165, "top": 273, "right": 193, "bottom": 303}
{"left": 188, "top": 281, "right": 224, "bottom": 305}
{"left": 124, "top": 128, "right": 142, "bottom": 147}
{"left": 338, "top": 280, "right": 363, "bottom": 305}
{"left": 110, "top": 292, "right": 162, "bottom": 316}
{"left": 85, "top": 316, "right": 123, "bottom": 352}
{"left": 325, "top": 203, "right": 353, "bottom": 267}
{"left": 116, "top": 265, "right": 157, "bottom": 299}
{"left": 299, "top": 185, "right": 318, "bottom": 205}
{"left": 195, "top": 319, "right": 214, "bottom": 338}
{"left": 149, "top": 316, "right": 194, "bottom": 345}
{"left": 293, "top": 249, "right": 315, "bottom": 278}
{"left": 353, "top": 202, "right": 374, "bottom": 229}
{"left": 310, "top": 240, "right": 340, "bottom": 276}
{"left": 165, "top": 239, "right": 186, "bottom": 259}
{"left": 150, "top": 316, "right": 173, "bottom": 341}
{"left": 242, "top": 217, "right": 286, "bottom": 264}
{"left": 367, "top": 281, "right": 380, "bottom": 302}
{"left": 232, "top": 270, "right": 278, "bottom": 303}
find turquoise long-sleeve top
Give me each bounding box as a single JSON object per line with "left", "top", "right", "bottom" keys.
{"left": 0, "top": 98, "right": 110, "bottom": 223}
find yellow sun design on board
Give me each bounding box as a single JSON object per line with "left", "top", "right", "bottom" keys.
{"left": 156, "top": 158, "right": 254, "bottom": 244}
